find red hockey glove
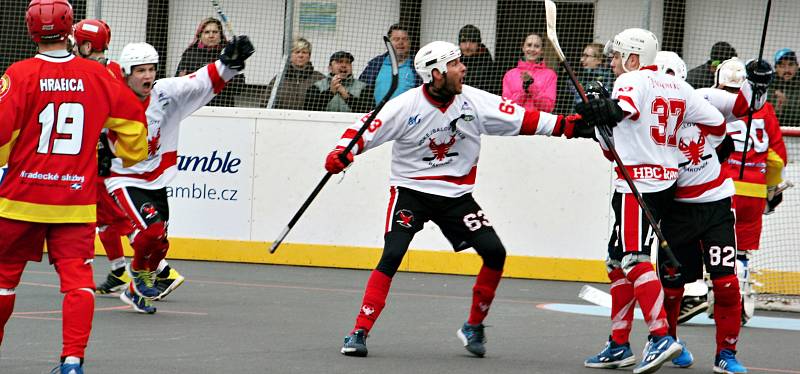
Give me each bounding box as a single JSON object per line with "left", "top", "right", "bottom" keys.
{"left": 325, "top": 146, "right": 354, "bottom": 174}
{"left": 560, "top": 114, "right": 595, "bottom": 139}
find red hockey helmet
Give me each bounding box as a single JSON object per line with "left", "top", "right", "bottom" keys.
{"left": 74, "top": 19, "right": 111, "bottom": 52}
{"left": 26, "top": 0, "right": 74, "bottom": 43}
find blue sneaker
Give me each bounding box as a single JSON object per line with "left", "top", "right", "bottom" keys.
{"left": 457, "top": 322, "right": 486, "bottom": 357}
{"left": 672, "top": 339, "right": 694, "bottom": 368}
{"left": 340, "top": 329, "right": 368, "bottom": 357}
{"left": 633, "top": 335, "right": 682, "bottom": 374}
{"left": 584, "top": 338, "right": 636, "bottom": 368}
{"left": 51, "top": 363, "right": 83, "bottom": 374}
{"left": 714, "top": 349, "right": 747, "bottom": 374}
{"left": 120, "top": 287, "right": 157, "bottom": 314}
{"left": 127, "top": 264, "right": 159, "bottom": 299}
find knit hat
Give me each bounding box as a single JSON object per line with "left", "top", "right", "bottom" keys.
{"left": 458, "top": 25, "right": 482, "bottom": 43}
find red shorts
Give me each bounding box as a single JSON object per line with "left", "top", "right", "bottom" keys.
{"left": 97, "top": 178, "right": 134, "bottom": 235}
{"left": 733, "top": 194, "right": 766, "bottom": 251}
{"left": 0, "top": 217, "right": 96, "bottom": 263}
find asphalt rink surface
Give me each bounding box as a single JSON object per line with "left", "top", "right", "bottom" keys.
{"left": 2, "top": 259, "right": 799, "bottom": 373}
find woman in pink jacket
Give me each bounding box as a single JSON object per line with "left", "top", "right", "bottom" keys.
{"left": 502, "top": 32, "right": 557, "bottom": 113}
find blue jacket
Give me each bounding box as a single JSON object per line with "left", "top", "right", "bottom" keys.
{"left": 359, "top": 52, "right": 421, "bottom": 104}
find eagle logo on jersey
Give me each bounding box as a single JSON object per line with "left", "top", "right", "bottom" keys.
{"left": 678, "top": 135, "right": 705, "bottom": 165}
{"left": 0, "top": 74, "right": 10, "bottom": 101}
{"left": 423, "top": 135, "right": 458, "bottom": 161}
{"left": 395, "top": 209, "right": 414, "bottom": 229}
{"left": 147, "top": 127, "right": 161, "bottom": 157}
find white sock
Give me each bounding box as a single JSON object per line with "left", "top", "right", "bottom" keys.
{"left": 63, "top": 356, "right": 81, "bottom": 365}
{"left": 110, "top": 257, "right": 127, "bottom": 271}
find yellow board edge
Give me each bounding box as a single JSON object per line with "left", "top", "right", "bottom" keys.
{"left": 94, "top": 237, "right": 609, "bottom": 282}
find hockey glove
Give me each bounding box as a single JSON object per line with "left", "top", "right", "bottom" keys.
{"left": 325, "top": 146, "right": 354, "bottom": 174}
{"left": 764, "top": 180, "right": 794, "bottom": 215}
{"left": 584, "top": 80, "right": 611, "bottom": 100}
{"left": 715, "top": 134, "right": 735, "bottom": 163}
{"left": 559, "top": 114, "right": 595, "bottom": 139}
{"left": 97, "top": 132, "right": 115, "bottom": 177}
{"left": 746, "top": 59, "right": 774, "bottom": 96}
{"left": 575, "top": 97, "right": 623, "bottom": 129}
{"left": 220, "top": 35, "right": 255, "bottom": 71}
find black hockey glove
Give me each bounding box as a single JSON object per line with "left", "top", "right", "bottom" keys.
{"left": 575, "top": 97, "right": 623, "bottom": 129}
{"left": 765, "top": 191, "right": 783, "bottom": 215}
{"left": 715, "top": 134, "right": 735, "bottom": 163}
{"left": 97, "top": 132, "right": 114, "bottom": 177}
{"left": 746, "top": 59, "right": 774, "bottom": 96}
{"left": 220, "top": 35, "right": 255, "bottom": 71}
{"left": 584, "top": 80, "right": 611, "bottom": 100}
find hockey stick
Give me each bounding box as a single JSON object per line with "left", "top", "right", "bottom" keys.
{"left": 544, "top": 0, "right": 681, "bottom": 278}
{"left": 578, "top": 285, "right": 612, "bottom": 308}
{"left": 739, "top": 0, "right": 772, "bottom": 179}
{"left": 211, "top": 0, "right": 235, "bottom": 36}
{"left": 269, "top": 36, "right": 399, "bottom": 254}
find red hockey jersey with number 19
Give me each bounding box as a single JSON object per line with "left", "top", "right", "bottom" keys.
{"left": 0, "top": 51, "right": 148, "bottom": 223}
{"left": 604, "top": 66, "right": 725, "bottom": 193}
{"left": 335, "top": 84, "right": 569, "bottom": 197}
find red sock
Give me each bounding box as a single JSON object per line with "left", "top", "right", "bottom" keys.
{"left": 99, "top": 228, "right": 125, "bottom": 260}
{"left": 468, "top": 266, "right": 503, "bottom": 325}
{"left": 147, "top": 243, "right": 169, "bottom": 271}
{"left": 0, "top": 294, "right": 16, "bottom": 346}
{"left": 353, "top": 270, "right": 392, "bottom": 334}
{"left": 131, "top": 233, "right": 151, "bottom": 271}
{"left": 608, "top": 268, "right": 635, "bottom": 345}
{"left": 712, "top": 275, "right": 741, "bottom": 354}
{"left": 664, "top": 287, "right": 684, "bottom": 338}
{"left": 61, "top": 289, "right": 94, "bottom": 358}
{"left": 626, "top": 262, "right": 668, "bottom": 336}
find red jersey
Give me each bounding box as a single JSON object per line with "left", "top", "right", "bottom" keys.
{"left": 725, "top": 102, "right": 787, "bottom": 198}
{"left": 0, "top": 51, "right": 148, "bottom": 223}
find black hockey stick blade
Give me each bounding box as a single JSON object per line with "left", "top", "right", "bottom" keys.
{"left": 544, "top": 0, "right": 681, "bottom": 277}
{"left": 269, "top": 36, "right": 399, "bottom": 254}
{"left": 739, "top": 0, "right": 772, "bottom": 179}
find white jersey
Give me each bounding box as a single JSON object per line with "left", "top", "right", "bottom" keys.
{"left": 601, "top": 66, "right": 725, "bottom": 193}
{"left": 105, "top": 61, "right": 237, "bottom": 191}
{"left": 674, "top": 84, "right": 764, "bottom": 203}
{"left": 335, "top": 85, "right": 566, "bottom": 197}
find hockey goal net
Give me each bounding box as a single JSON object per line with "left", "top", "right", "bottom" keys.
{"left": 752, "top": 127, "right": 800, "bottom": 311}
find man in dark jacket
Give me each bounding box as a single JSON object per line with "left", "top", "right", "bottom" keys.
{"left": 305, "top": 51, "right": 374, "bottom": 113}
{"left": 457, "top": 24, "right": 501, "bottom": 95}
{"left": 686, "top": 41, "right": 737, "bottom": 88}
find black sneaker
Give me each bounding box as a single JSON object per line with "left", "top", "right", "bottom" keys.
{"left": 96, "top": 267, "right": 130, "bottom": 295}
{"left": 677, "top": 295, "right": 708, "bottom": 324}
{"left": 457, "top": 322, "right": 486, "bottom": 357}
{"left": 153, "top": 265, "right": 185, "bottom": 301}
{"left": 341, "top": 329, "right": 368, "bottom": 357}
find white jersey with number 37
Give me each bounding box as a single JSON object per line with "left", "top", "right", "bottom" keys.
{"left": 603, "top": 66, "right": 725, "bottom": 193}
{"left": 335, "top": 85, "right": 567, "bottom": 197}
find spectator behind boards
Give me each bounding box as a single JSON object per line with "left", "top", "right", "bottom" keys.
{"left": 304, "top": 51, "right": 373, "bottom": 113}
{"left": 263, "top": 37, "right": 324, "bottom": 110}
{"left": 175, "top": 17, "right": 243, "bottom": 107}
{"left": 502, "top": 32, "right": 557, "bottom": 113}
{"left": 768, "top": 48, "right": 800, "bottom": 126}
{"left": 458, "top": 24, "right": 501, "bottom": 95}
{"left": 686, "top": 41, "right": 737, "bottom": 88}
{"left": 359, "top": 23, "right": 421, "bottom": 105}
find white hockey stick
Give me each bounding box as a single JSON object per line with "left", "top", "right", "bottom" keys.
{"left": 578, "top": 285, "right": 612, "bottom": 308}
{"left": 211, "top": 0, "right": 235, "bottom": 36}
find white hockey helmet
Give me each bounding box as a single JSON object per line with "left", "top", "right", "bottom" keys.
{"left": 414, "top": 41, "right": 461, "bottom": 83}
{"left": 119, "top": 42, "right": 159, "bottom": 75}
{"left": 714, "top": 57, "right": 746, "bottom": 88}
{"left": 654, "top": 51, "right": 687, "bottom": 81}
{"left": 611, "top": 28, "right": 659, "bottom": 72}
